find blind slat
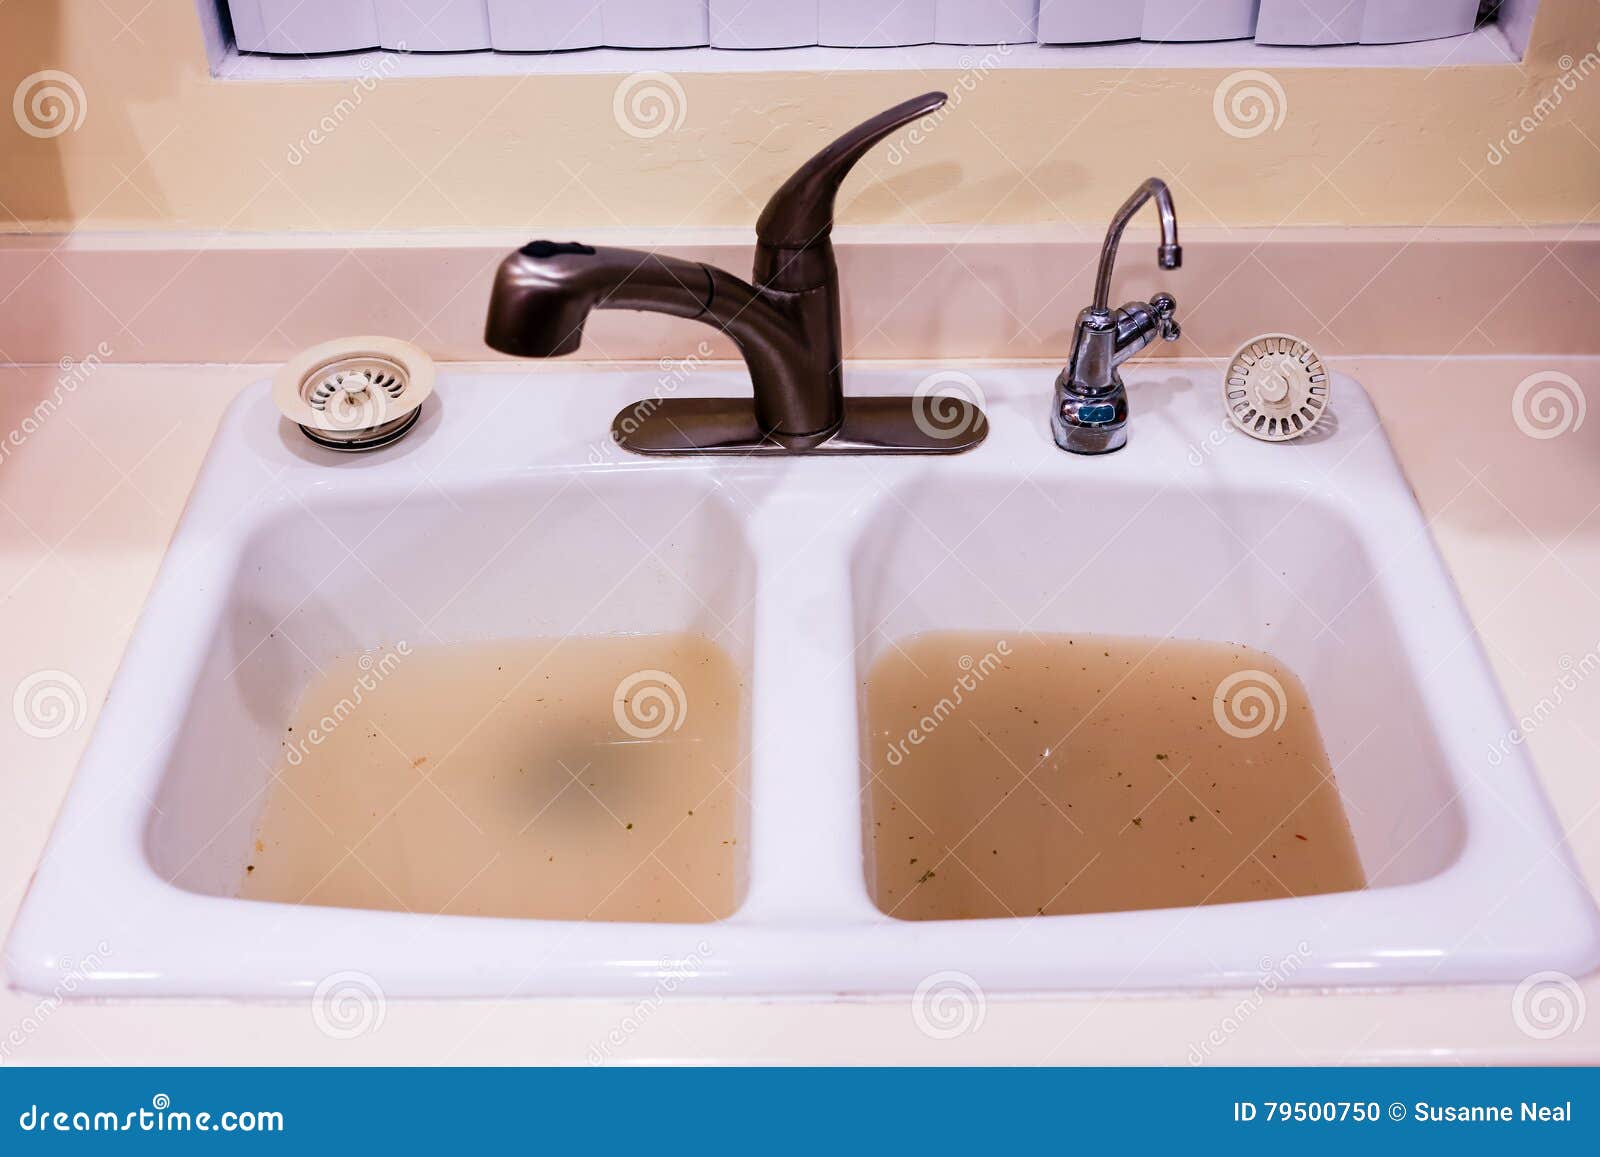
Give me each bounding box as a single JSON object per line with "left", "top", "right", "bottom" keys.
{"left": 710, "top": 0, "right": 820, "bottom": 49}
{"left": 935, "top": 0, "right": 1038, "bottom": 46}
{"left": 485, "top": 1, "right": 602, "bottom": 51}
{"left": 375, "top": 0, "right": 492, "bottom": 51}
{"left": 818, "top": 0, "right": 936, "bottom": 48}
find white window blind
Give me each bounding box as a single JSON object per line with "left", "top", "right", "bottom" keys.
{"left": 224, "top": 1, "right": 1492, "bottom": 54}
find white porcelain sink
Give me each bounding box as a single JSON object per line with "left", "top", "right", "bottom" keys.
{"left": 9, "top": 364, "right": 1599, "bottom": 998}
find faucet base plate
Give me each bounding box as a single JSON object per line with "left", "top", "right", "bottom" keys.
{"left": 611, "top": 396, "right": 988, "bottom": 457}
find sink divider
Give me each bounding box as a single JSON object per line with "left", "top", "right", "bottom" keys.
{"left": 735, "top": 487, "right": 882, "bottom": 926}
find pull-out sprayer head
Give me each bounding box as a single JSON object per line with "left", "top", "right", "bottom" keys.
{"left": 485, "top": 242, "right": 718, "bottom": 361}
{"left": 485, "top": 241, "right": 602, "bottom": 359}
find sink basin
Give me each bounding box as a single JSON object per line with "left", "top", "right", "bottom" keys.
{"left": 9, "top": 364, "right": 1599, "bottom": 997}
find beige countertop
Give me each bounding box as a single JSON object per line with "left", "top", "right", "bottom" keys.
{"left": 2, "top": 355, "right": 1597, "bottom": 1065}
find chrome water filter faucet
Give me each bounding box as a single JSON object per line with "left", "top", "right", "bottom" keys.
{"left": 1053, "top": 178, "right": 1183, "bottom": 454}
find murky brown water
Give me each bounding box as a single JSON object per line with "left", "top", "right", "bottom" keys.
{"left": 863, "top": 632, "right": 1365, "bottom": 920}
{"left": 241, "top": 634, "right": 744, "bottom": 922}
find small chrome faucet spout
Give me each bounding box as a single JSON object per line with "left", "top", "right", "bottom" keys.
{"left": 1053, "top": 178, "right": 1184, "bottom": 455}
{"left": 1092, "top": 178, "right": 1182, "bottom": 312}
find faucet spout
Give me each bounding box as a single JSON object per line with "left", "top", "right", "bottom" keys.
{"left": 1092, "top": 178, "right": 1182, "bottom": 312}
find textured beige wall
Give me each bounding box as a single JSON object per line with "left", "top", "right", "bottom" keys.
{"left": 1, "top": 1, "right": 1598, "bottom": 233}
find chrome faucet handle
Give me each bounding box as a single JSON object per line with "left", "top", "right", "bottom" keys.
{"left": 1151, "top": 292, "right": 1181, "bottom": 342}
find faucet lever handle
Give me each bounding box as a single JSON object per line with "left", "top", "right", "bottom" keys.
{"left": 755, "top": 92, "right": 948, "bottom": 257}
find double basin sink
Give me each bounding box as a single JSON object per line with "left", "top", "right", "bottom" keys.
{"left": 8, "top": 365, "right": 1599, "bottom": 997}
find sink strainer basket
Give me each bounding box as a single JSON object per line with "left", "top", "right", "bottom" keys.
{"left": 1222, "top": 333, "right": 1330, "bottom": 442}
{"left": 273, "top": 336, "right": 435, "bottom": 451}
